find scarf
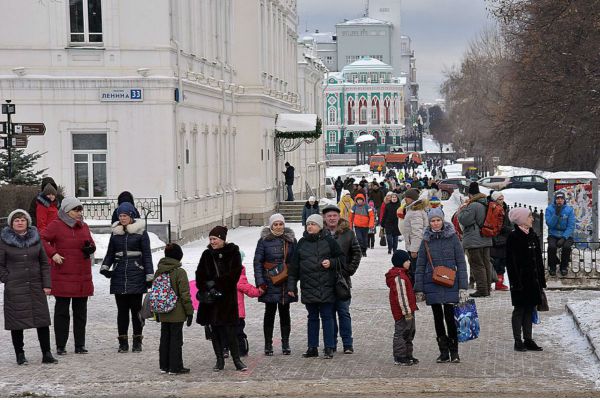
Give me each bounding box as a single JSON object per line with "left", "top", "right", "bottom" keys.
{"left": 518, "top": 225, "right": 530, "bottom": 235}
{"left": 270, "top": 227, "right": 284, "bottom": 237}
{"left": 58, "top": 209, "right": 80, "bottom": 228}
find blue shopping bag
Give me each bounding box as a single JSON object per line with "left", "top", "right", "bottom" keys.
{"left": 454, "top": 299, "right": 480, "bottom": 342}
{"left": 531, "top": 309, "right": 540, "bottom": 324}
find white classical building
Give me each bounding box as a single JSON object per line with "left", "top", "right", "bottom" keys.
{"left": 323, "top": 58, "right": 405, "bottom": 154}
{"left": 0, "top": 0, "right": 325, "bottom": 241}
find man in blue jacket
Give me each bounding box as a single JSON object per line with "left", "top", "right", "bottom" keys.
{"left": 545, "top": 192, "right": 575, "bottom": 276}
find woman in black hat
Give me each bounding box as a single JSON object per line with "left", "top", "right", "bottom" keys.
{"left": 195, "top": 226, "right": 246, "bottom": 371}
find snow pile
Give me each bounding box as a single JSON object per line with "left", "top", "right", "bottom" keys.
{"left": 566, "top": 299, "right": 600, "bottom": 361}
{"left": 548, "top": 171, "right": 597, "bottom": 179}
{"left": 355, "top": 134, "right": 377, "bottom": 143}
{"left": 496, "top": 165, "right": 552, "bottom": 178}
{"left": 275, "top": 113, "right": 317, "bottom": 133}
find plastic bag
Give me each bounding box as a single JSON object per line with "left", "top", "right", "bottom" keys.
{"left": 454, "top": 299, "right": 480, "bottom": 342}
{"left": 532, "top": 308, "right": 540, "bottom": 324}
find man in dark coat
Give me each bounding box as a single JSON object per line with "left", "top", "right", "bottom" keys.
{"left": 334, "top": 177, "right": 344, "bottom": 203}
{"left": 283, "top": 162, "right": 295, "bottom": 201}
{"left": 322, "top": 205, "right": 362, "bottom": 354}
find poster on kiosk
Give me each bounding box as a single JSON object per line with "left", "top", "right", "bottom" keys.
{"left": 547, "top": 172, "right": 598, "bottom": 249}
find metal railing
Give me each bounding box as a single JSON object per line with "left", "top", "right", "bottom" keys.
{"left": 80, "top": 196, "right": 163, "bottom": 221}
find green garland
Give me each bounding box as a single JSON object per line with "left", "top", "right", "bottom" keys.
{"left": 275, "top": 117, "right": 322, "bottom": 139}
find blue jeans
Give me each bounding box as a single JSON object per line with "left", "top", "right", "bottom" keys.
{"left": 305, "top": 303, "right": 335, "bottom": 349}
{"left": 386, "top": 233, "right": 399, "bottom": 252}
{"left": 354, "top": 227, "right": 369, "bottom": 251}
{"left": 333, "top": 298, "right": 353, "bottom": 348}
{"left": 286, "top": 184, "right": 294, "bottom": 201}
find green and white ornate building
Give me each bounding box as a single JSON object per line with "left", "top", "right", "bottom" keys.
{"left": 324, "top": 57, "right": 406, "bottom": 154}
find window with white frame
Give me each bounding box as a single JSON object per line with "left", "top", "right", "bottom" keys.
{"left": 328, "top": 107, "right": 337, "bottom": 124}
{"left": 329, "top": 132, "right": 336, "bottom": 143}
{"left": 69, "top": 0, "right": 103, "bottom": 44}
{"left": 72, "top": 133, "right": 107, "bottom": 197}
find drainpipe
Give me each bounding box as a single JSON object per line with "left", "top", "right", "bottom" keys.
{"left": 219, "top": 63, "right": 228, "bottom": 227}
{"left": 170, "top": 0, "right": 184, "bottom": 240}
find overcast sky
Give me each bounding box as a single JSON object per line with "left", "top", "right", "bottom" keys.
{"left": 297, "top": 0, "right": 494, "bottom": 102}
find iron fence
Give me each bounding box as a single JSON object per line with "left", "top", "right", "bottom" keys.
{"left": 80, "top": 196, "right": 163, "bottom": 221}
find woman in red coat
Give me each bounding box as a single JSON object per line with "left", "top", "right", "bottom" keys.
{"left": 35, "top": 183, "right": 59, "bottom": 233}
{"left": 41, "top": 197, "right": 96, "bottom": 356}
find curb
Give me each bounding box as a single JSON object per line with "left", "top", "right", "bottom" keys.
{"left": 565, "top": 303, "right": 600, "bottom": 362}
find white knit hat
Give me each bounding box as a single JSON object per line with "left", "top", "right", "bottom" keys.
{"left": 268, "top": 213, "right": 285, "bottom": 227}
{"left": 491, "top": 191, "right": 504, "bottom": 201}
{"left": 308, "top": 196, "right": 316, "bottom": 203}
{"left": 7, "top": 209, "right": 32, "bottom": 227}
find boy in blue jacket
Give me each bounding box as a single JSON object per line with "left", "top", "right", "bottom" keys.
{"left": 544, "top": 192, "right": 575, "bottom": 276}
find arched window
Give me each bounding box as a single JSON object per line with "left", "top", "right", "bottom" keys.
{"left": 384, "top": 97, "right": 391, "bottom": 124}
{"left": 393, "top": 96, "right": 399, "bottom": 124}
{"left": 359, "top": 97, "right": 367, "bottom": 124}
{"left": 328, "top": 107, "right": 337, "bottom": 125}
{"left": 371, "top": 97, "right": 380, "bottom": 124}
{"left": 347, "top": 98, "right": 355, "bottom": 125}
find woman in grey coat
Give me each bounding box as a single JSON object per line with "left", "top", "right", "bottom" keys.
{"left": 414, "top": 208, "right": 468, "bottom": 364}
{"left": 0, "top": 209, "right": 58, "bottom": 365}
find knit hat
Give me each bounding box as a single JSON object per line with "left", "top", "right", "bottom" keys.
{"left": 427, "top": 207, "right": 445, "bottom": 222}
{"left": 322, "top": 204, "right": 341, "bottom": 214}
{"left": 60, "top": 197, "right": 83, "bottom": 213}
{"left": 209, "top": 225, "right": 228, "bottom": 241}
{"left": 468, "top": 181, "right": 480, "bottom": 195}
{"left": 305, "top": 214, "right": 323, "bottom": 229}
{"left": 508, "top": 207, "right": 531, "bottom": 226}
{"left": 429, "top": 196, "right": 441, "bottom": 208}
{"left": 391, "top": 250, "right": 410, "bottom": 267}
{"left": 555, "top": 191, "right": 566, "bottom": 200}
{"left": 268, "top": 213, "right": 285, "bottom": 227}
{"left": 490, "top": 191, "right": 504, "bottom": 201}
{"left": 404, "top": 188, "right": 420, "bottom": 201}
{"left": 42, "top": 183, "right": 57, "bottom": 196}
{"left": 164, "top": 243, "right": 183, "bottom": 261}
{"left": 116, "top": 202, "right": 137, "bottom": 220}
{"left": 308, "top": 196, "right": 316, "bottom": 203}
{"left": 355, "top": 193, "right": 365, "bottom": 201}
{"left": 7, "top": 209, "right": 32, "bottom": 227}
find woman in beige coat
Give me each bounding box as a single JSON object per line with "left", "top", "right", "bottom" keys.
{"left": 398, "top": 189, "right": 428, "bottom": 283}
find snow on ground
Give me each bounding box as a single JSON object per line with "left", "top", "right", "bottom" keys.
{"left": 566, "top": 299, "right": 600, "bottom": 360}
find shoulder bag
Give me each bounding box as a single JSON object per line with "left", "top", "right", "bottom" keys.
{"left": 263, "top": 241, "right": 289, "bottom": 286}
{"left": 424, "top": 241, "right": 456, "bottom": 288}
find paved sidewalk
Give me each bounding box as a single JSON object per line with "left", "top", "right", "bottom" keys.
{"left": 0, "top": 238, "right": 599, "bottom": 397}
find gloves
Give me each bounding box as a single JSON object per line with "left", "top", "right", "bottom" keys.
{"left": 186, "top": 314, "right": 193, "bottom": 327}
{"left": 459, "top": 289, "right": 469, "bottom": 304}
{"left": 99, "top": 267, "right": 112, "bottom": 279}
{"left": 81, "top": 240, "right": 96, "bottom": 259}
{"left": 556, "top": 237, "right": 565, "bottom": 248}
{"left": 405, "top": 312, "right": 413, "bottom": 321}
{"left": 415, "top": 292, "right": 425, "bottom": 303}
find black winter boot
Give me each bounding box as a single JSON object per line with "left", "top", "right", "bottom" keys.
{"left": 16, "top": 352, "right": 28, "bottom": 365}
{"left": 436, "top": 336, "right": 450, "bottom": 363}
{"left": 448, "top": 338, "right": 460, "bottom": 363}
{"left": 264, "top": 324, "right": 274, "bottom": 356}
{"left": 211, "top": 335, "right": 225, "bottom": 371}
{"left": 131, "top": 335, "right": 143, "bottom": 352}
{"left": 227, "top": 327, "right": 247, "bottom": 371}
{"left": 42, "top": 351, "right": 58, "bottom": 364}
{"left": 302, "top": 347, "right": 319, "bottom": 358}
{"left": 281, "top": 324, "right": 291, "bottom": 355}
{"left": 524, "top": 339, "right": 543, "bottom": 351}
{"left": 118, "top": 335, "right": 129, "bottom": 353}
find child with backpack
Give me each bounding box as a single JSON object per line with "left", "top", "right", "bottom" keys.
{"left": 385, "top": 250, "right": 418, "bottom": 366}
{"left": 153, "top": 243, "right": 194, "bottom": 375}
{"left": 368, "top": 200, "right": 377, "bottom": 249}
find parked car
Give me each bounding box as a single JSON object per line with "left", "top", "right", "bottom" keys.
{"left": 477, "top": 176, "right": 511, "bottom": 191}
{"left": 437, "top": 177, "right": 471, "bottom": 200}
{"left": 505, "top": 175, "right": 548, "bottom": 191}
{"left": 325, "top": 177, "right": 336, "bottom": 199}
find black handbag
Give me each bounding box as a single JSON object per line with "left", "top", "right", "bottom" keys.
{"left": 335, "top": 267, "right": 351, "bottom": 301}
{"left": 537, "top": 290, "right": 549, "bottom": 312}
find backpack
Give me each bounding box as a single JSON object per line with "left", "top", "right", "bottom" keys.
{"left": 149, "top": 272, "right": 178, "bottom": 313}
{"left": 480, "top": 201, "right": 505, "bottom": 238}
{"left": 451, "top": 211, "right": 463, "bottom": 240}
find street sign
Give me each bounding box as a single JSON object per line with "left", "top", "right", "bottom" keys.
{"left": 10, "top": 136, "right": 28, "bottom": 148}
{"left": 1, "top": 103, "right": 15, "bottom": 115}
{"left": 13, "top": 123, "right": 46, "bottom": 135}
{"left": 99, "top": 88, "right": 143, "bottom": 102}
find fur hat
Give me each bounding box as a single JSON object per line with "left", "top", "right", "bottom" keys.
{"left": 42, "top": 183, "right": 57, "bottom": 196}
{"left": 164, "top": 243, "right": 183, "bottom": 261}
{"left": 116, "top": 202, "right": 137, "bottom": 220}
{"left": 268, "top": 213, "right": 285, "bottom": 227}
{"left": 7, "top": 209, "right": 32, "bottom": 227}
{"left": 306, "top": 214, "right": 323, "bottom": 229}
{"left": 60, "top": 197, "right": 83, "bottom": 213}
{"left": 322, "top": 204, "right": 341, "bottom": 214}
{"left": 468, "top": 182, "right": 480, "bottom": 195}
{"left": 392, "top": 250, "right": 410, "bottom": 267}
{"left": 427, "top": 207, "right": 445, "bottom": 222}
{"left": 508, "top": 207, "right": 531, "bottom": 226}
{"left": 209, "top": 225, "right": 228, "bottom": 241}
{"left": 404, "top": 189, "right": 420, "bottom": 201}
{"left": 490, "top": 191, "right": 504, "bottom": 201}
